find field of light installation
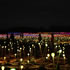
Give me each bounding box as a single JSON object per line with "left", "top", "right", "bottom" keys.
{"left": 0, "top": 32, "right": 70, "bottom": 70}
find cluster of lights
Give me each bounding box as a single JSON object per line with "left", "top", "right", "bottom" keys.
{"left": 0, "top": 33, "right": 69, "bottom": 67}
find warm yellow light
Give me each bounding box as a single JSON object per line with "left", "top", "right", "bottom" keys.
{"left": 29, "top": 48, "right": 31, "bottom": 52}
{"left": 59, "top": 49, "right": 62, "bottom": 54}
{"left": 48, "top": 49, "right": 49, "bottom": 52}
{"left": 2, "top": 46, "right": 4, "bottom": 48}
{"left": 4, "top": 57, "right": 6, "bottom": 60}
{"left": 58, "top": 45, "right": 60, "bottom": 48}
{"left": 23, "top": 47, "right": 25, "bottom": 50}
{"left": 63, "top": 47, "right": 65, "bottom": 50}
{"left": 63, "top": 51, "right": 65, "bottom": 54}
{"left": 45, "top": 44, "right": 48, "bottom": 47}
{"left": 64, "top": 56, "right": 66, "bottom": 59}
{"left": 20, "top": 58, "right": 23, "bottom": 62}
{"left": 46, "top": 57, "right": 48, "bottom": 59}
{"left": 11, "top": 47, "right": 13, "bottom": 49}
{"left": 30, "top": 48, "right": 31, "bottom": 50}
{"left": 32, "top": 44, "right": 34, "bottom": 47}
{"left": 63, "top": 54, "right": 65, "bottom": 57}
{"left": 17, "top": 49, "right": 20, "bottom": 52}
{"left": 5, "top": 46, "right": 7, "bottom": 48}
{"left": 51, "top": 53, "right": 55, "bottom": 58}
{"left": 38, "top": 43, "right": 40, "bottom": 45}
{"left": 27, "top": 53, "right": 30, "bottom": 56}
{"left": 20, "top": 48, "right": 22, "bottom": 50}
{"left": 55, "top": 45, "right": 57, "bottom": 48}
{"left": 10, "top": 42, "right": 11, "bottom": 44}
{"left": 27, "top": 60, "right": 30, "bottom": 63}
{"left": 20, "top": 65, "right": 24, "bottom": 69}
{"left": 1, "top": 66, "right": 5, "bottom": 70}
{"left": 47, "top": 54, "right": 50, "bottom": 57}
{"left": 14, "top": 54, "right": 17, "bottom": 57}
{"left": 8, "top": 49, "right": 10, "bottom": 51}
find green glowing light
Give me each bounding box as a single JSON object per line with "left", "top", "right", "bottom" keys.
{"left": 10, "top": 68, "right": 16, "bottom": 70}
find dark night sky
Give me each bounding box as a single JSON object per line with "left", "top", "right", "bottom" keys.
{"left": 0, "top": 1, "right": 67, "bottom": 31}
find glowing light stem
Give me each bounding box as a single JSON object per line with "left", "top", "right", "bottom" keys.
{"left": 39, "top": 44, "right": 43, "bottom": 58}
{"left": 53, "top": 57, "right": 54, "bottom": 64}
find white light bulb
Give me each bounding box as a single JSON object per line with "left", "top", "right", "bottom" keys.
{"left": 64, "top": 56, "right": 66, "bottom": 59}
{"left": 55, "top": 45, "right": 57, "bottom": 48}
{"left": 29, "top": 48, "right": 31, "bottom": 52}
{"left": 5, "top": 46, "right": 7, "bottom": 48}
{"left": 8, "top": 49, "right": 10, "bottom": 51}
{"left": 59, "top": 49, "right": 62, "bottom": 54}
{"left": 38, "top": 43, "right": 40, "bottom": 45}
{"left": 1, "top": 66, "right": 5, "bottom": 70}
{"left": 63, "top": 54, "right": 65, "bottom": 57}
{"left": 20, "top": 58, "right": 23, "bottom": 62}
{"left": 4, "top": 41, "right": 6, "bottom": 44}
{"left": 2, "top": 46, "right": 4, "bottom": 48}
{"left": 14, "top": 54, "right": 17, "bottom": 57}
{"left": 58, "top": 45, "right": 60, "bottom": 48}
{"left": 27, "top": 53, "right": 30, "bottom": 56}
{"left": 46, "top": 57, "right": 48, "bottom": 59}
{"left": 63, "top": 51, "right": 65, "bottom": 54}
{"left": 4, "top": 57, "right": 6, "bottom": 60}
{"left": 47, "top": 54, "right": 50, "bottom": 57}
{"left": 51, "top": 53, "right": 55, "bottom": 58}
{"left": 32, "top": 44, "right": 34, "bottom": 47}
{"left": 63, "top": 47, "right": 65, "bottom": 50}
{"left": 20, "top": 65, "right": 24, "bottom": 69}
{"left": 20, "top": 48, "right": 22, "bottom": 50}
{"left": 27, "top": 60, "right": 30, "bottom": 63}
{"left": 10, "top": 42, "right": 11, "bottom": 44}
{"left": 45, "top": 44, "right": 48, "bottom": 47}
{"left": 48, "top": 49, "right": 49, "bottom": 51}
